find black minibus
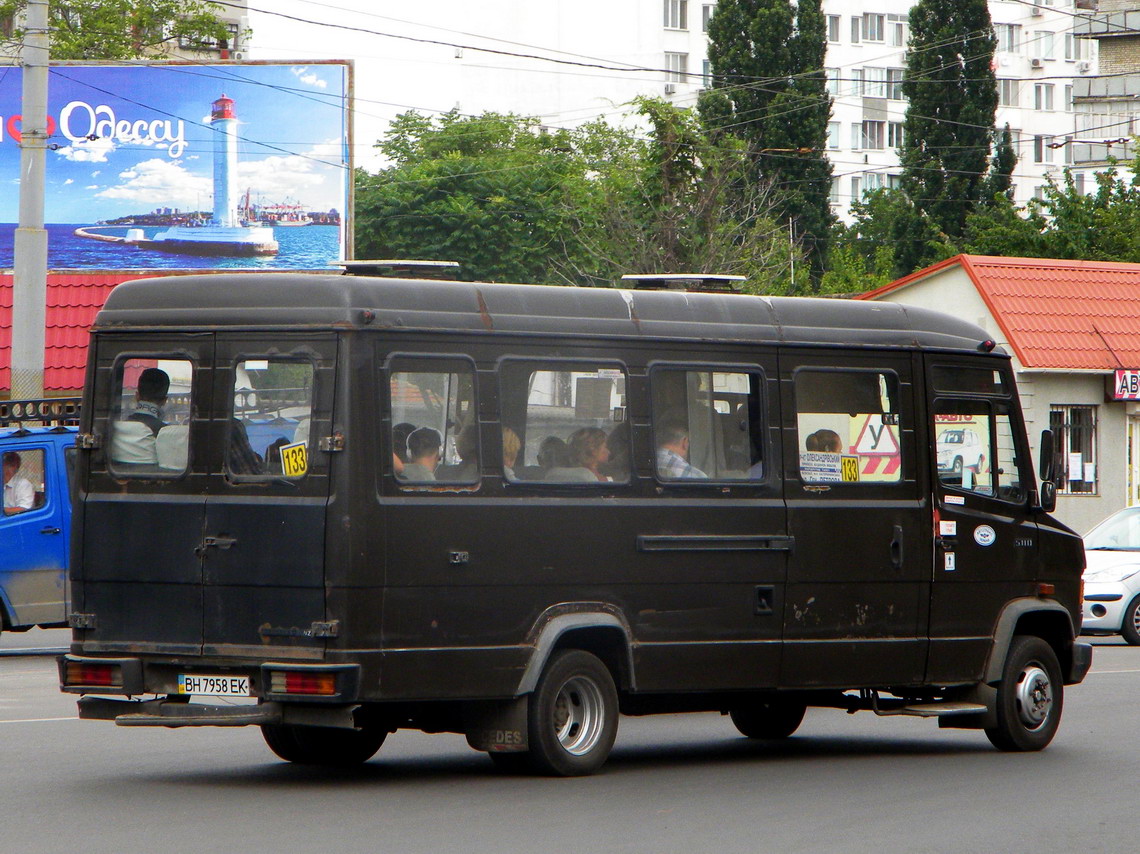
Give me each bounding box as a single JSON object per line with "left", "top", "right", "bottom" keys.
{"left": 59, "top": 271, "right": 1090, "bottom": 775}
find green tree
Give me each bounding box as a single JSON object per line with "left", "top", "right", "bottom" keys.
{"left": 897, "top": 0, "right": 998, "bottom": 269}
{"left": 0, "top": 0, "right": 233, "bottom": 60}
{"left": 702, "top": 0, "right": 833, "bottom": 287}
{"left": 966, "top": 162, "right": 1140, "bottom": 262}
{"left": 355, "top": 110, "right": 586, "bottom": 285}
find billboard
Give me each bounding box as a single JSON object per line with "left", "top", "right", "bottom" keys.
{"left": 0, "top": 61, "right": 351, "bottom": 270}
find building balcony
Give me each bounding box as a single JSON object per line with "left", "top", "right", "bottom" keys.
{"left": 1074, "top": 10, "right": 1140, "bottom": 39}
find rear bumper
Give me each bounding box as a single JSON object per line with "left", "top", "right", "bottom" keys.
{"left": 77, "top": 696, "right": 360, "bottom": 729}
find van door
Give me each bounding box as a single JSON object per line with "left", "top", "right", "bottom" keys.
{"left": 0, "top": 440, "right": 69, "bottom": 627}
{"left": 780, "top": 352, "right": 932, "bottom": 687}
{"left": 202, "top": 334, "right": 338, "bottom": 659}
{"left": 925, "top": 360, "right": 1038, "bottom": 683}
{"left": 78, "top": 335, "right": 211, "bottom": 655}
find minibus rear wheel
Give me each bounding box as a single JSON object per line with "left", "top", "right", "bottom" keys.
{"left": 261, "top": 723, "right": 386, "bottom": 766}
{"left": 729, "top": 699, "right": 807, "bottom": 739}
{"left": 527, "top": 649, "right": 618, "bottom": 776}
{"left": 984, "top": 635, "right": 1063, "bottom": 752}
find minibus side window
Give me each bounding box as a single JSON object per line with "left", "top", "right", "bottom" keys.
{"left": 2, "top": 447, "right": 44, "bottom": 516}
{"left": 500, "top": 363, "right": 628, "bottom": 484}
{"left": 389, "top": 366, "right": 478, "bottom": 485}
{"left": 794, "top": 369, "right": 902, "bottom": 485}
{"left": 935, "top": 398, "right": 1025, "bottom": 502}
{"left": 108, "top": 357, "right": 193, "bottom": 477}
{"left": 650, "top": 368, "right": 765, "bottom": 481}
{"left": 227, "top": 359, "right": 315, "bottom": 480}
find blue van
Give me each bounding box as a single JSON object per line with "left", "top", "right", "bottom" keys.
{"left": 1, "top": 399, "right": 79, "bottom": 633}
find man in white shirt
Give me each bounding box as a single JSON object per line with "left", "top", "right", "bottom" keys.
{"left": 3, "top": 451, "right": 34, "bottom": 515}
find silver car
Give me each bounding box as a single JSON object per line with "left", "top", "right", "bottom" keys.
{"left": 1082, "top": 507, "right": 1140, "bottom": 644}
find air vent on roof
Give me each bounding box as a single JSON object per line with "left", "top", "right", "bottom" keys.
{"left": 338, "top": 259, "right": 461, "bottom": 278}
{"left": 620, "top": 273, "right": 746, "bottom": 293}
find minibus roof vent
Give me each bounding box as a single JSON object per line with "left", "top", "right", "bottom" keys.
{"left": 620, "top": 273, "right": 746, "bottom": 293}
{"left": 338, "top": 259, "right": 461, "bottom": 278}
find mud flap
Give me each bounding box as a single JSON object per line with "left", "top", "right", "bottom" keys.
{"left": 464, "top": 696, "right": 529, "bottom": 752}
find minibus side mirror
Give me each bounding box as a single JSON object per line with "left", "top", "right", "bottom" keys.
{"left": 1038, "top": 429, "right": 1055, "bottom": 482}
{"left": 1036, "top": 429, "right": 1056, "bottom": 513}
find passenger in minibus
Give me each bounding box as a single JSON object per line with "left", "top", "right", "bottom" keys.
{"left": 401, "top": 427, "right": 443, "bottom": 481}
{"left": 393, "top": 422, "right": 416, "bottom": 464}
{"left": 227, "top": 419, "right": 264, "bottom": 476}
{"left": 544, "top": 427, "right": 611, "bottom": 482}
{"left": 806, "top": 429, "right": 843, "bottom": 453}
{"left": 437, "top": 426, "right": 479, "bottom": 482}
{"left": 601, "top": 421, "right": 630, "bottom": 480}
{"left": 502, "top": 427, "right": 520, "bottom": 480}
{"left": 127, "top": 368, "right": 170, "bottom": 435}
{"left": 656, "top": 418, "right": 707, "bottom": 479}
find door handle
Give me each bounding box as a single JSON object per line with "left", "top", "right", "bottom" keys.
{"left": 194, "top": 535, "right": 237, "bottom": 558}
{"left": 890, "top": 524, "right": 904, "bottom": 569}
{"left": 40, "top": 526, "right": 61, "bottom": 535}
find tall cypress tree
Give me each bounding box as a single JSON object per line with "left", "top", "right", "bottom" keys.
{"left": 898, "top": 0, "right": 998, "bottom": 261}
{"left": 703, "top": 0, "right": 833, "bottom": 289}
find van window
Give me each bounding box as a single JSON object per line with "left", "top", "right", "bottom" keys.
{"left": 794, "top": 369, "right": 902, "bottom": 484}
{"left": 935, "top": 399, "right": 1024, "bottom": 502}
{"left": 389, "top": 362, "right": 477, "bottom": 485}
{"left": 2, "top": 447, "right": 44, "bottom": 515}
{"left": 500, "top": 363, "right": 628, "bottom": 484}
{"left": 650, "top": 368, "right": 765, "bottom": 481}
{"left": 109, "top": 357, "right": 193, "bottom": 476}
{"left": 228, "top": 359, "right": 315, "bottom": 480}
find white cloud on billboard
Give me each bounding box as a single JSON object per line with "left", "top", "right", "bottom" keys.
{"left": 291, "top": 66, "right": 328, "bottom": 89}
{"left": 55, "top": 135, "right": 116, "bottom": 163}
{"left": 96, "top": 158, "right": 212, "bottom": 208}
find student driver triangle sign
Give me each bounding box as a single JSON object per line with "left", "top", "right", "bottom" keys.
{"left": 853, "top": 414, "right": 901, "bottom": 475}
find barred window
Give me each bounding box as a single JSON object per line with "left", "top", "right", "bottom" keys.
{"left": 1050, "top": 405, "right": 1097, "bottom": 494}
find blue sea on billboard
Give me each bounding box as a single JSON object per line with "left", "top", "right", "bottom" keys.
{"left": 0, "top": 63, "right": 351, "bottom": 270}
{"left": 0, "top": 224, "right": 340, "bottom": 270}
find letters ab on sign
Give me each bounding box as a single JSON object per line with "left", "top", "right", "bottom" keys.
{"left": 1113, "top": 369, "right": 1140, "bottom": 401}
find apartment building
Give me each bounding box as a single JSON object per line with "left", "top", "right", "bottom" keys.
{"left": 1072, "top": 0, "right": 1140, "bottom": 168}
{"left": 452, "top": 0, "right": 1098, "bottom": 220}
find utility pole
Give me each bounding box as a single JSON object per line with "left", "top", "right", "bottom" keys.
{"left": 11, "top": 0, "right": 49, "bottom": 400}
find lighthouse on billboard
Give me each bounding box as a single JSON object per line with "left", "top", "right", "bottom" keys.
{"left": 142, "top": 94, "right": 278, "bottom": 256}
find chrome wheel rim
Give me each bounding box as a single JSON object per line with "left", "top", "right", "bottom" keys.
{"left": 1015, "top": 664, "right": 1053, "bottom": 731}
{"left": 551, "top": 676, "right": 606, "bottom": 756}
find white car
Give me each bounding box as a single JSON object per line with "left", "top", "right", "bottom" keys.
{"left": 1082, "top": 507, "right": 1140, "bottom": 644}
{"left": 936, "top": 427, "right": 985, "bottom": 474}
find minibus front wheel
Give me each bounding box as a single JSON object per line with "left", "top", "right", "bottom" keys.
{"left": 527, "top": 649, "right": 618, "bottom": 776}
{"left": 261, "top": 722, "right": 386, "bottom": 766}
{"left": 984, "top": 635, "right": 1063, "bottom": 752}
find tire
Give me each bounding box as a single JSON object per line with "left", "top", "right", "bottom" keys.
{"left": 526, "top": 649, "right": 618, "bottom": 777}
{"left": 984, "top": 635, "right": 1063, "bottom": 752}
{"left": 729, "top": 699, "right": 807, "bottom": 739}
{"left": 952, "top": 457, "right": 963, "bottom": 475}
{"left": 1120, "top": 595, "right": 1140, "bottom": 646}
{"left": 261, "top": 723, "right": 386, "bottom": 766}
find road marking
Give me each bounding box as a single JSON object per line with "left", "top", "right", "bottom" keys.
{"left": 0, "top": 716, "right": 78, "bottom": 724}
{"left": 1090, "top": 668, "right": 1140, "bottom": 674}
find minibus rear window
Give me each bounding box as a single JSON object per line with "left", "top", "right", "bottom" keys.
{"left": 227, "top": 359, "right": 314, "bottom": 480}
{"left": 108, "top": 357, "right": 193, "bottom": 477}
{"left": 794, "top": 369, "right": 902, "bottom": 485}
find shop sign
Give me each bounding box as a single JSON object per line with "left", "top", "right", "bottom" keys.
{"left": 1113, "top": 369, "right": 1140, "bottom": 400}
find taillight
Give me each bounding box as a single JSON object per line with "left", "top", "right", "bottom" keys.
{"left": 269, "top": 670, "right": 336, "bottom": 696}
{"left": 65, "top": 662, "right": 121, "bottom": 688}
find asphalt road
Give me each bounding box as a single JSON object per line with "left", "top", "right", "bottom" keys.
{"left": 1, "top": 634, "right": 1134, "bottom": 854}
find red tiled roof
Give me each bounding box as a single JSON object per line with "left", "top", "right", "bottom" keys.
{"left": 860, "top": 254, "right": 1140, "bottom": 371}
{"left": 1, "top": 272, "right": 153, "bottom": 392}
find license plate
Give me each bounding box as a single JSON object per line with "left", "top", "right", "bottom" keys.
{"left": 177, "top": 674, "right": 250, "bottom": 697}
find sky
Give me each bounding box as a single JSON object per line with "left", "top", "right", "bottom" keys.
{"left": 0, "top": 62, "right": 350, "bottom": 223}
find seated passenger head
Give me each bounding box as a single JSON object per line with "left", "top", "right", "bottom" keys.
{"left": 502, "top": 427, "right": 521, "bottom": 469}
{"left": 137, "top": 367, "right": 170, "bottom": 404}
{"left": 2, "top": 451, "right": 20, "bottom": 479}
{"left": 392, "top": 422, "right": 416, "bottom": 463}
{"left": 569, "top": 426, "right": 609, "bottom": 470}
{"left": 407, "top": 427, "right": 443, "bottom": 463}
{"left": 455, "top": 425, "right": 479, "bottom": 462}
{"left": 807, "top": 429, "right": 843, "bottom": 453}
{"left": 537, "top": 436, "right": 570, "bottom": 469}
{"left": 657, "top": 417, "right": 690, "bottom": 451}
